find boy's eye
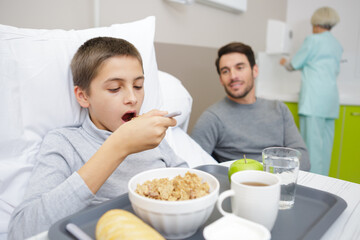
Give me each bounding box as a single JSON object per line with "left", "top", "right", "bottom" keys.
{"left": 134, "top": 85, "right": 143, "bottom": 90}
{"left": 108, "top": 87, "right": 120, "bottom": 92}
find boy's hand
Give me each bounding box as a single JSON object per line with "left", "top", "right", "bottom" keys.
{"left": 78, "top": 110, "right": 176, "bottom": 194}
{"left": 111, "top": 109, "right": 176, "bottom": 156}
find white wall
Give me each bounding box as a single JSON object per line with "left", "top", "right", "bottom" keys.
{"left": 286, "top": 0, "right": 360, "bottom": 82}
{"left": 2, "top": 0, "right": 357, "bottom": 81}
{"left": 0, "top": 0, "right": 287, "bottom": 51}
{"left": 256, "top": 0, "right": 360, "bottom": 107}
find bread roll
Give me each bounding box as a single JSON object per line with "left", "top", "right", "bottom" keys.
{"left": 96, "top": 209, "right": 165, "bottom": 240}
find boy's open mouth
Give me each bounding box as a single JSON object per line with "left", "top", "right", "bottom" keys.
{"left": 122, "top": 112, "right": 136, "bottom": 122}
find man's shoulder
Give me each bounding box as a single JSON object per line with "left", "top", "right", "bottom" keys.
{"left": 204, "top": 98, "right": 287, "bottom": 114}
{"left": 200, "top": 98, "right": 225, "bottom": 115}
{"left": 193, "top": 99, "right": 227, "bottom": 131}
{"left": 207, "top": 98, "right": 230, "bottom": 111}
{"left": 257, "top": 97, "right": 285, "bottom": 107}
{"left": 256, "top": 98, "right": 289, "bottom": 114}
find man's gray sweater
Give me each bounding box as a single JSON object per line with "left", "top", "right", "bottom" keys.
{"left": 191, "top": 97, "right": 310, "bottom": 171}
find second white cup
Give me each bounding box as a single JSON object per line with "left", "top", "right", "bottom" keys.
{"left": 217, "top": 170, "right": 281, "bottom": 230}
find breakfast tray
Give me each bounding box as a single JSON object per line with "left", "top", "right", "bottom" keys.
{"left": 48, "top": 164, "right": 347, "bottom": 240}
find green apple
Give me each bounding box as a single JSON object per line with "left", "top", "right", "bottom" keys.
{"left": 228, "top": 158, "right": 263, "bottom": 182}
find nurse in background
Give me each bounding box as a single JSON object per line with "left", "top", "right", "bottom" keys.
{"left": 280, "top": 6, "right": 343, "bottom": 176}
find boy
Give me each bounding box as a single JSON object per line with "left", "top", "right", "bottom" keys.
{"left": 8, "top": 37, "right": 188, "bottom": 239}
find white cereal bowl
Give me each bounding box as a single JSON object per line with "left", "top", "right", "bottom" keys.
{"left": 128, "top": 168, "right": 220, "bottom": 239}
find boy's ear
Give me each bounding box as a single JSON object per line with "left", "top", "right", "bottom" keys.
{"left": 74, "top": 86, "right": 90, "bottom": 108}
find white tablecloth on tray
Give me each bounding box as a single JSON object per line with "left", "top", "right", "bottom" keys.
{"left": 27, "top": 163, "right": 360, "bottom": 240}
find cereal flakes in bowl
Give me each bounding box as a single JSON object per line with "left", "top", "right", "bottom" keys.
{"left": 128, "top": 168, "right": 220, "bottom": 239}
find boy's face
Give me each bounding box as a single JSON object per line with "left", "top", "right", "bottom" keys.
{"left": 77, "top": 55, "right": 144, "bottom": 132}
{"left": 218, "top": 52, "right": 258, "bottom": 103}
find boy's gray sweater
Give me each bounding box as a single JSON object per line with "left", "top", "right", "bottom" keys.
{"left": 8, "top": 115, "right": 188, "bottom": 239}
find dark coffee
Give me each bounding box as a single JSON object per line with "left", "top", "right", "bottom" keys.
{"left": 241, "top": 182, "right": 269, "bottom": 187}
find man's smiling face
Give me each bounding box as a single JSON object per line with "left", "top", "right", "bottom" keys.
{"left": 219, "top": 52, "right": 258, "bottom": 104}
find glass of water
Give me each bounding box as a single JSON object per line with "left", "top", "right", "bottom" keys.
{"left": 262, "top": 147, "right": 301, "bottom": 210}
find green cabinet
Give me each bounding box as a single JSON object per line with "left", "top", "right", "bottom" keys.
{"left": 285, "top": 102, "right": 300, "bottom": 128}
{"left": 284, "top": 102, "right": 360, "bottom": 184}
{"left": 331, "top": 106, "right": 360, "bottom": 183}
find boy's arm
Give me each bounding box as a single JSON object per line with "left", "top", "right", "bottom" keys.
{"left": 7, "top": 110, "right": 175, "bottom": 240}
{"left": 8, "top": 133, "right": 95, "bottom": 240}
{"left": 78, "top": 110, "right": 176, "bottom": 194}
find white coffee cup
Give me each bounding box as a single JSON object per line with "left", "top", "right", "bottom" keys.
{"left": 217, "top": 170, "right": 281, "bottom": 230}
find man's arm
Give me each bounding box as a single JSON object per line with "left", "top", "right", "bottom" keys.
{"left": 191, "top": 111, "right": 222, "bottom": 158}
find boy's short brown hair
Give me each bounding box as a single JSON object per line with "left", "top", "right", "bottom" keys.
{"left": 71, "top": 37, "right": 143, "bottom": 95}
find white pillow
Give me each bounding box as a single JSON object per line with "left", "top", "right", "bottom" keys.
{"left": 0, "top": 16, "right": 161, "bottom": 237}
{"left": 158, "top": 71, "right": 218, "bottom": 167}
{"left": 165, "top": 127, "right": 218, "bottom": 168}
{"left": 158, "top": 70, "right": 193, "bottom": 131}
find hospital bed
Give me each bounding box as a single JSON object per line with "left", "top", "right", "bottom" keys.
{"left": 0, "top": 16, "right": 216, "bottom": 239}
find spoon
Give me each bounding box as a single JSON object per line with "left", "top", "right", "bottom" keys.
{"left": 164, "top": 111, "right": 182, "bottom": 118}
{"left": 66, "top": 223, "right": 93, "bottom": 240}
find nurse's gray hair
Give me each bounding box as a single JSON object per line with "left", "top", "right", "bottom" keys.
{"left": 311, "top": 7, "right": 340, "bottom": 30}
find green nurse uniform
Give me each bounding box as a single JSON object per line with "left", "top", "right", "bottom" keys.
{"left": 291, "top": 31, "right": 343, "bottom": 175}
